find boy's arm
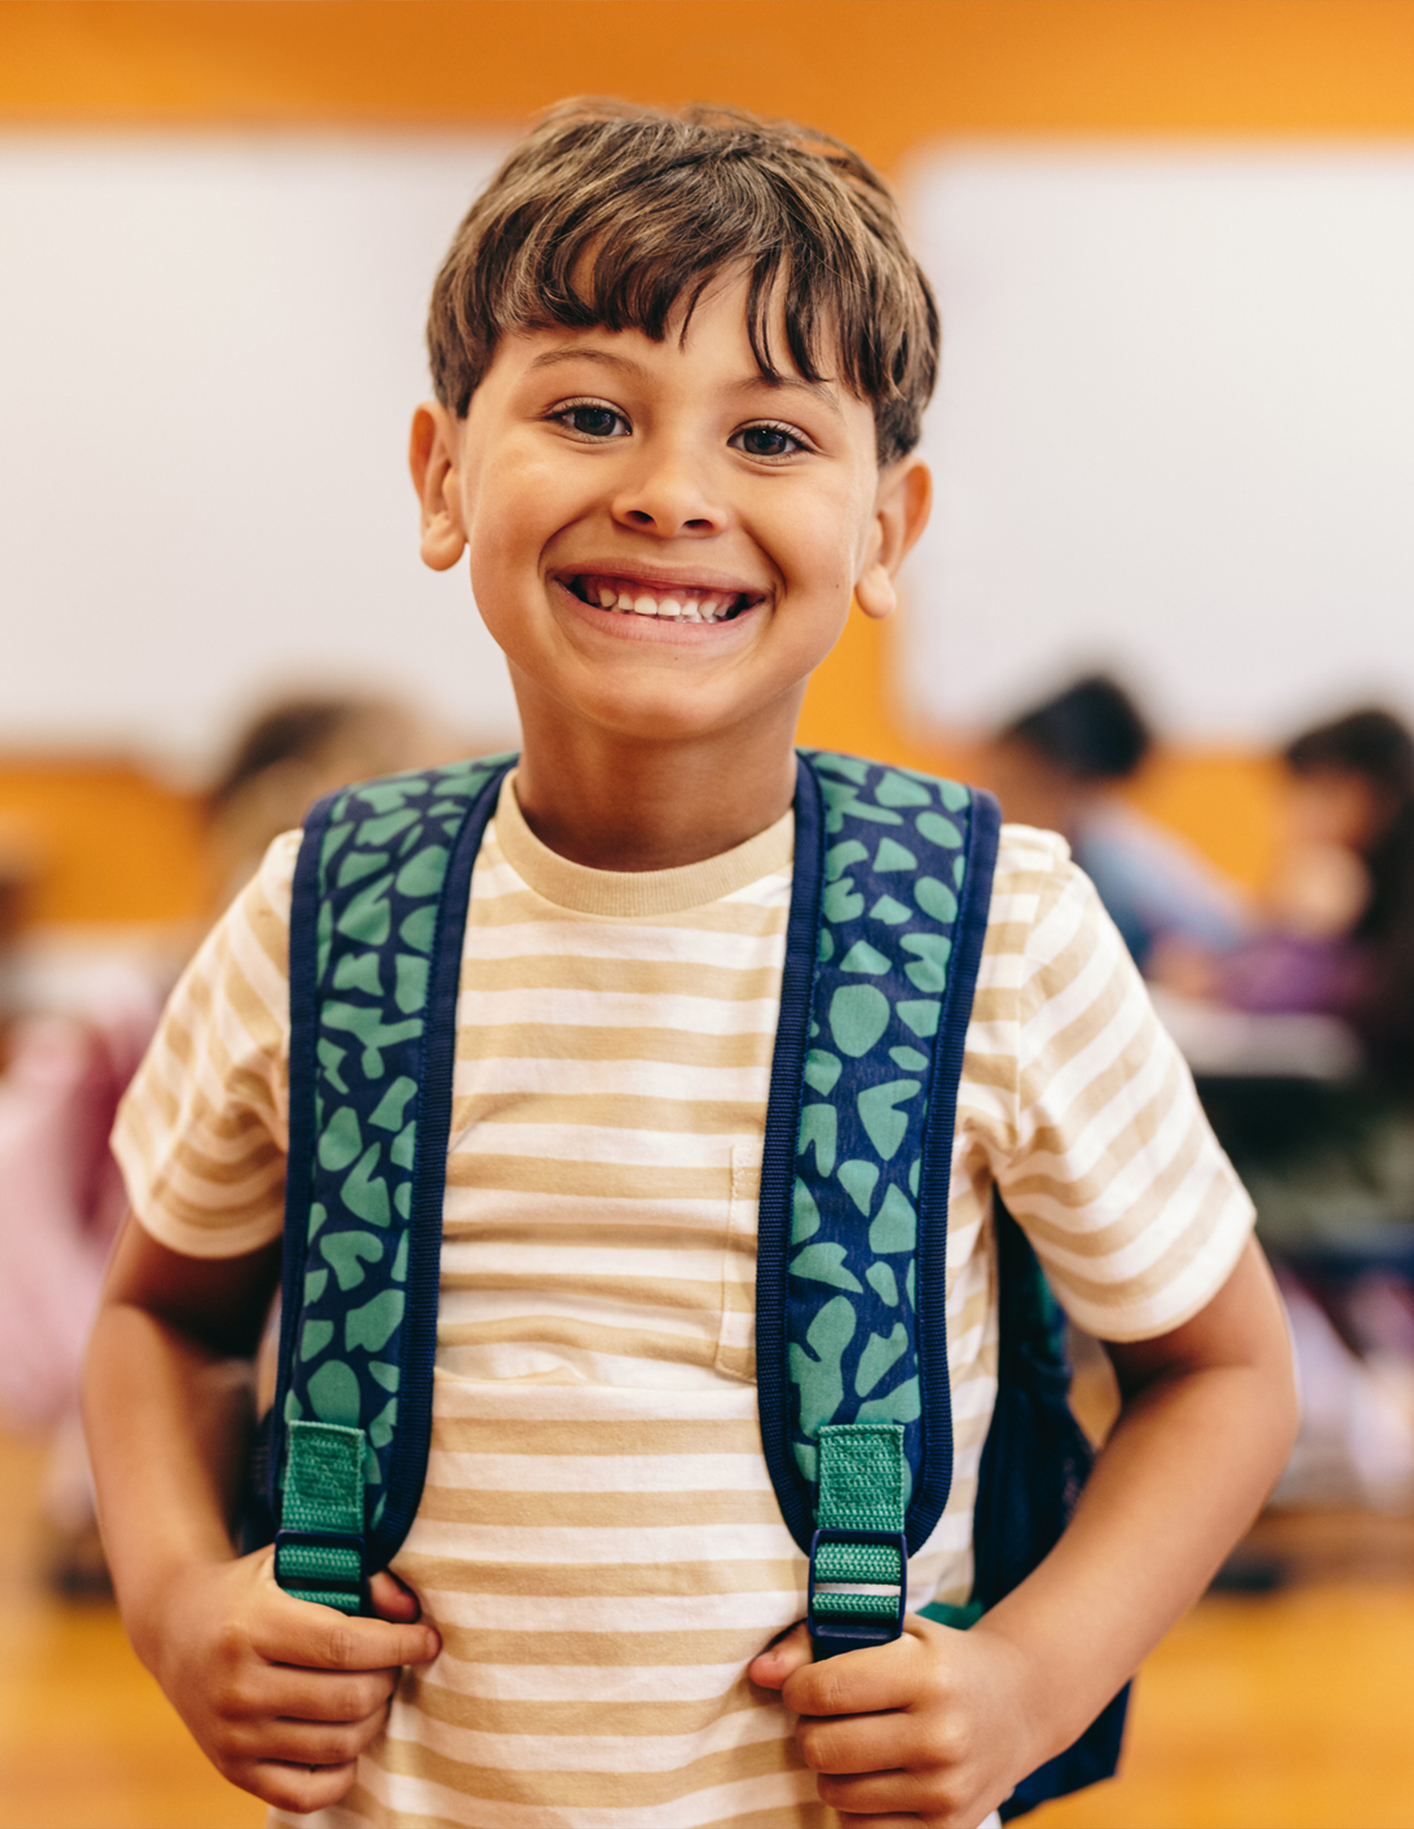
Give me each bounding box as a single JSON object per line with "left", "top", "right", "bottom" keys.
{"left": 750, "top": 1235, "right": 1297, "bottom": 1829}
{"left": 84, "top": 1216, "right": 440, "bottom": 1815}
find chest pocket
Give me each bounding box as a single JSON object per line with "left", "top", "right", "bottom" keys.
{"left": 715, "top": 1141, "right": 759, "bottom": 1383}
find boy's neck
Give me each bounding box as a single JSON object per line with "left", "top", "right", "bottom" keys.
{"left": 511, "top": 690, "right": 802, "bottom": 874}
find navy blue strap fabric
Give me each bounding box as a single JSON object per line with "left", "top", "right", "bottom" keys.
{"left": 382, "top": 781, "right": 495, "bottom": 1561}
{"left": 755, "top": 755, "right": 826, "bottom": 1556}
{"left": 755, "top": 752, "right": 1002, "bottom": 1558}
{"left": 274, "top": 757, "right": 513, "bottom": 1574}
{"left": 912, "top": 775, "right": 1001, "bottom": 1549}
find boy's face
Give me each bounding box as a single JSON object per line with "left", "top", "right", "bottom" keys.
{"left": 411, "top": 277, "right": 929, "bottom": 749}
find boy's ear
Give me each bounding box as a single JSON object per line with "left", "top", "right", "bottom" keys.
{"left": 409, "top": 402, "right": 468, "bottom": 573}
{"left": 854, "top": 456, "right": 932, "bottom": 622}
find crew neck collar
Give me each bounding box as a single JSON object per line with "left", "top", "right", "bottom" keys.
{"left": 492, "top": 771, "right": 794, "bottom": 917}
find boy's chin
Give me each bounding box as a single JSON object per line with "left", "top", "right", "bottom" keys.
{"left": 547, "top": 676, "right": 789, "bottom": 749}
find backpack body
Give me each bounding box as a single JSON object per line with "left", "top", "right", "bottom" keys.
{"left": 254, "top": 749, "right": 1126, "bottom": 1817}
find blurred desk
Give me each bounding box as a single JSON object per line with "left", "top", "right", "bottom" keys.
{"left": 1154, "top": 990, "right": 1414, "bottom": 1269}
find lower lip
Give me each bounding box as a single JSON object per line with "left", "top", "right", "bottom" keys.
{"left": 552, "top": 577, "right": 763, "bottom": 645}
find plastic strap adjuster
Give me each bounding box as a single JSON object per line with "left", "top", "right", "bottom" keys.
{"left": 274, "top": 1527, "right": 369, "bottom": 1616}
{"left": 807, "top": 1526, "right": 908, "bottom": 1659}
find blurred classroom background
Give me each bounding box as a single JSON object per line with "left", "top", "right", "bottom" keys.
{"left": 5, "top": 2, "right": 1414, "bottom": 1824}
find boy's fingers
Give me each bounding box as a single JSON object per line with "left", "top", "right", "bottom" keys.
{"left": 243, "top": 1708, "right": 389, "bottom": 1768}
{"left": 256, "top": 1665, "right": 398, "bottom": 1723}
{"left": 796, "top": 1709, "right": 913, "bottom": 1777}
{"left": 260, "top": 1600, "right": 440, "bottom": 1672}
{"left": 818, "top": 1769, "right": 923, "bottom": 1817}
{"left": 246, "top": 1758, "right": 359, "bottom": 1814}
{"left": 782, "top": 1626, "right": 926, "bottom": 1718}
{"left": 747, "top": 1621, "right": 812, "bottom": 1690}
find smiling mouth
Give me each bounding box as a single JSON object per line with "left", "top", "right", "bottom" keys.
{"left": 565, "top": 573, "right": 763, "bottom": 624}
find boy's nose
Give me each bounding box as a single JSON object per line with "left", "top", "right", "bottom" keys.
{"left": 610, "top": 456, "right": 725, "bottom": 539}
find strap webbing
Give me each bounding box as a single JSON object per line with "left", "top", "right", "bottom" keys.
{"left": 812, "top": 1423, "right": 906, "bottom": 1622}
{"left": 276, "top": 1421, "right": 367, "bottom": 1613}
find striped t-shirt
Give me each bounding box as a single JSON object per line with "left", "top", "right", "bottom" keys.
{"left": 113, "top": 774, "right": 1253, "bottom": 1829}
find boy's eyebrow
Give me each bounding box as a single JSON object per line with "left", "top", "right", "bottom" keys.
{"left": 524, "top": 344, "right": 845, "bottom": 418}
{"left": 525, "top": 346, "right": 648, "bottom": 378}
{"left": 730, "top": 373, "right": 845, "bottom": 420}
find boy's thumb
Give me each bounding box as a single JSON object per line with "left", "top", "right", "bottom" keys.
{"left": 747, "top": 1620, "right": 813, "bottom": 1690}
{"left": 369, "top": 1568, "right": 421, "bottom": 1622}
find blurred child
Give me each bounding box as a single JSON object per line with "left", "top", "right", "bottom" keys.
{"left": 207, "top": 693, "right": 460, "bottom": 909}
{"left": 0, "top": 694, "right": 449, "bottom": 1595}
{"left": 86, "top": 103, "right": 1295, "bottom": 1829}
{"left": 1219, "top": 708, "right": 1414, "bottom": 1085}
{"left": 988, "top": 673, "right": 1248, "bottom": 969}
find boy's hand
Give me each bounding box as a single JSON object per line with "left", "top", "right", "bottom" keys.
{"left": 146, "top": 1550, "right": 440, "bottom": 1814}
{"left": 749, "top": 1616, "right": 1036, "bottom": 1829}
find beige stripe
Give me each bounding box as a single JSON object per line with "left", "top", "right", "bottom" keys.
{"left": 453, "top": 1021, "right": 776, "bottom": 1067}
{"left": 458, "top": 953, "right": 786, "bottom": 1001}
{"left": 379, "top": 1723, "right": 804, "bottom": 1803}
{"left": 469, "top": 887, "right": 793, "bottom": 936}
{"left": 697, "top": 1809, "right": 834, "bottom": 1829}
{"left": 443, "top": 1156, "right": 739, "bottom": 1200}
{"left": 453, "top": 1092, "right": 771, "bottom": 1134}
{"left": 427, "top": 1417, "right": 766, "bottom": 1455}
{"left": 437, "top": 1273, "right": 751, "bottom": 1312}
{"left": 398, "top": 1557, "right": 801, "bottom": 1600}
{"left": 441, "top": 1218, "right": 754, "bottom": 1253}
{"left": 435, "top": 1318, "right": 722, "bottom": 1366}
{"left": 405, "top": 1675, "right": 767, "bottom": 1739}
{"left": 416, "top": 1488, "right": 786, "bottom": 1529}
{"left": 431, "top": 1625, "right": 784, "bottom": 1669}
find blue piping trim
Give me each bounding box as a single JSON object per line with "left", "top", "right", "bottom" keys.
{"left": 906, "top": 786, "right": 1001, "bottom": 1553}
{"left": 372, "top": 761, "right": 511, "bottom": 1567}
{"left": 755, "top": 754, "right": 826, "bottom": 1556}
{"left": 270, "top": 788, "right": 341, "bottom": 1518}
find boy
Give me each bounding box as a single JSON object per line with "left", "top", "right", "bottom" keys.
{"left": 85, "top": 102, "right": 1296, "bottom": 1829}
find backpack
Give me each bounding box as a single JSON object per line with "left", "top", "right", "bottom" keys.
{"left": 249, "top": 748, "right": 1127, "bottom": 1820}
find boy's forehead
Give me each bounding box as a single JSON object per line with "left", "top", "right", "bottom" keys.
{"left": 491, "top": 283, "right": 862, "bottom": 424}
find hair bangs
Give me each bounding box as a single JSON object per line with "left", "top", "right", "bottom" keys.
{"left": 429, "top": 101, "right": 938, "bottom": 464}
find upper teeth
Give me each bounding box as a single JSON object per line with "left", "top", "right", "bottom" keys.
{"left": 578, "top": 576, "right": 745, "bottom": 623}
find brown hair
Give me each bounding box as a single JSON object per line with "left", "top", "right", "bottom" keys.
{"left": 427, "top": 99, "right": 939, "bottom": 465}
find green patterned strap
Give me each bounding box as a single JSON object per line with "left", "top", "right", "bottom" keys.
{"left": 275, "top": 1421, "right": 367, "bottom": 1613}
{"left": 811, "top": 1422, "right": 906, "bottom": 1624}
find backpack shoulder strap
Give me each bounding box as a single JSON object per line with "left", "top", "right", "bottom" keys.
{"left": 270, "top": 753, "right": 516, "bottom": 1609}
{"left": 757, "top": 750, "right": 1000, "bottom": 1653}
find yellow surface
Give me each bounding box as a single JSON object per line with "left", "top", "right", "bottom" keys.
{"left": 0, "top": 1432, "right": 261, "bottom": 1829}
{"left": 1034, "top": 1586, "right": 1414, "bottom": 1829}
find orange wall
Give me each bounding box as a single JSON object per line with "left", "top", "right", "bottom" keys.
{"left": 3, "top": 0, "right": 1409, "bottom": 918}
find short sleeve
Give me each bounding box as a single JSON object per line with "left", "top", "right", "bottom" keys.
{"left": 990, "top": 828, "right": 1254, "bottom": 1341}
{"left": 111, "top": 831, "right": 300, "bottom": 1259}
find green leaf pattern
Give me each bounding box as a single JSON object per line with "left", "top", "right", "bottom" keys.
{"left": 787, "top": 752, "right": 973, "bottom": 1512}
{"left": 280, "top": 757, "right": 514, "bottom": 1506}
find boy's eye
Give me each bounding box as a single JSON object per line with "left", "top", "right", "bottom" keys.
{"left": 732, "top": 423, "right": 805, "bottom": 459}
{"left": 555, "top": 402, "right": 629, "bottom": 439}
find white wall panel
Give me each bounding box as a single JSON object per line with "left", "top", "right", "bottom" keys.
{"left": 0, "top": 134, "right": 517, "bottom": 771}
{"left": 902, "top": 147, "right": 1414, "bottom": 742}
